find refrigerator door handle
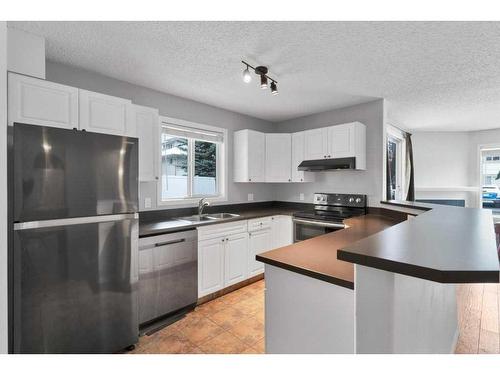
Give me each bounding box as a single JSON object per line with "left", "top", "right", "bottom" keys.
{"left": 14, "top": 213, "right": 139, "bottom": 230}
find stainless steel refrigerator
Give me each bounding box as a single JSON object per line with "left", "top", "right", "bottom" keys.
{"left": 11, "top": 123, "right": 139, "bottom": 353}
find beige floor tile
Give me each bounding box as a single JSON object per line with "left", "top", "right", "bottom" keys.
{"left": 219, "top": 289, "right": 254, "bottom": 305}
{"left": 195, "top": 298, "right": 228, "bottom": 317}
{"left": 253, "top": 338, "right": 265, "bottom": 354}
{"left": 198, "top": 331, "right": 248, "bottom": 354}
{"left": 154, "top": 331, "right": 199, "bottom": 354}
{"left": 180, "top": 316, "right": 225, "bottom": 345}
{"left": 209, "top": 305, "right": 252, "bottom": 330}
{"left": 229, "top": 316, "right": 265, "bottom": 346}
{"left": 241, "top": 346, "right": 259, "bottom": 354}
{"left": 253, "top": 308, "right": 265, "bottom": 324}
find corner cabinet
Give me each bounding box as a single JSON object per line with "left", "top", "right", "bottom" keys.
{"left": 134, "top": 104, "right": 160, "bottom": 181}
{"left": 79, "top": 89, "right": 135, "bottom": 137}
{"left": 233, "top": 129, "right": 266, "bottom": 182}
{"left": 8, "top": 73, "right": 79, "bottom": 129}
{"left": 291, "top": 132, "right": 314, "bottom": 182}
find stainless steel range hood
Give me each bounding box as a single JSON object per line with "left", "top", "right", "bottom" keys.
{"left": 297, "top": 157, "right": 356, "bottom": 171}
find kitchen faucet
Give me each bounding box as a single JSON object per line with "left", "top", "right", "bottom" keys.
{"left": 198, "top": 198, "right": 210, "bottom": 216}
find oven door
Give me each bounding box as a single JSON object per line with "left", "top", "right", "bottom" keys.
{"left": 293, "top": 218, "right": 345, "bottom": 242}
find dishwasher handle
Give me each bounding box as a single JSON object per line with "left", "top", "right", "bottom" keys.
{"left": 154, "top": 238, "right": 186, "bottom": 247}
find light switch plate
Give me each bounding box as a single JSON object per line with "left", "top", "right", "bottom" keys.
{"left": 299, "top": 193, "right": 305, "bottom": 201}
{"left": 247, "top": 193, "right": 254, "bottom": 202}
{"left": 144, "top": 197, "right": 152, "bottom": 208}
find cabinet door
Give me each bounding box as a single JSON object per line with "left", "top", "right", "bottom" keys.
{"left": 8, "top": 73, "right": 79, "bottom": 129}
{"left": 198, "top": 238, "right": 225, "bottom": 297}
{"left": 134, "top": 104, "right": 160, "bottom": 181}
{"left": 224, "top": 232, "right": 249, "bottom": 287}
{"left": 248, "top": 130, "right": 266, "bottom": 182}
{"left": 248, "top": 229, "right": 271, "bottom": 278}
{"left": 291, "top": 132, "right": 315, "bottom": 182}
{"left": 327, "top": 123, "right": 355, "bottom": 158}
{"left": 138, "top": 247, "right": 157, "bottom": 324}
{"left": 304, "top": 128, "right": 328, "bottom": 160}
{"left": 79, "top": 89, "right": 134, "bottom": 137}
{"left": 265, "top": 133, "right": 292, "bottom": 182}
{"left": 271, "top": 215, "right": 293, "bottom": 249}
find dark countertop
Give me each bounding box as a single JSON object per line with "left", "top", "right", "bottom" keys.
{"left": 256, "top": 214, "right": 401, "bottom": 289}
{"left": 139, "top": 202, "right": 306, "bottom": 237}
{"left": 338, "top": 201, "right": 500, "bottom": 283}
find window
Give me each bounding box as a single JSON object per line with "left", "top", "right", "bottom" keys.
{"left": 480, "top": 146, "right": 500, "bottom": 215}
{"left": 159, "top": 117, "right": 226, "bottom": 204}
{"left": 385, "top": 125, "right": 406, "bottom": 201}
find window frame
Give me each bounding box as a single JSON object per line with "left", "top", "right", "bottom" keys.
{"left": 385, "top": 124, "right": 407, "bottom": 201}
{"left": 157, "top": 116, "right": 228, "bottom": 207}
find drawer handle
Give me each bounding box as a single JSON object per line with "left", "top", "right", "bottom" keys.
{"left": 154, "top": 238, "right": 186, "bottom": 247}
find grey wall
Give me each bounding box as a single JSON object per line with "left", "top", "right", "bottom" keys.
{"left": 46, "top": 61, "right": 276, "bottom": 210}
{"left": 272, "top": 100, "right": 385, "bottom": 207}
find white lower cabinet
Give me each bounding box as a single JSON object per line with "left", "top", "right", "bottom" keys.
{"left": 224, "top": 232, "right": 250, "bottom": 287}
{"left": 248, "top": 228, "right": 272, "bottom": 278}
{"left": 198, "top": 237, "right": 225, "bottom": 298}
{"left": 197, "top": 216, "right": 293, "bottom": 297}
{"left": 271, "top": 215, "right": 293, "bottom": 249}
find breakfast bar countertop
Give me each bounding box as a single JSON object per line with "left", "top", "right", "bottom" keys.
{"left": 256, "top": 214, "right": 401, "bottom": 289}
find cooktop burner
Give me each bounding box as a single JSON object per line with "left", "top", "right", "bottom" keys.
{"left": 294, "top": 193, "right": 367, "bottom": 222}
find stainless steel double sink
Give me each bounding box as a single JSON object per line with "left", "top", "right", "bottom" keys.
{"left": 178, "top": 212, "right": 240, "bottom": 224}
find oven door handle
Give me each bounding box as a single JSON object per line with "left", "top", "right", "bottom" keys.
{"left": 292, "top": 218, "right": 346, "bottom": 229}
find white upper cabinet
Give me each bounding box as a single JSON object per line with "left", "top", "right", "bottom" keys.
{"left": 233, "top": 129, "right": 266, "bottom": 182}
{"left": 265, "top": 133, "right": 292, "bottom": 182}
{"left": 291, "top": 132, "right": 314, "bottom": 182}
{"left": 79, "top": 89, "right": 135, "bottom": 137}
{"left": 304, "top": 127, "right": 328, "bottom": 160}
{"left": 134, "top": 104, "right": 160, "bottom": 181}
{"left": 8, "top": 73, "right": 78, "bottom": 129}
{"left": 327, "top": 122, "right": 366, "bottom": 169}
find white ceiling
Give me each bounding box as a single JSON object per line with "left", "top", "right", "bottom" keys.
{"left": 9, "top": 21, "right": 500, "bottom": 131}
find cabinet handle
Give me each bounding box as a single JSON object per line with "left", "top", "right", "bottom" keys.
{"left": 154, "top": 238, "right": 185, "bottom": 247}
{"left": 301, "top": 178, "right": 303, "bottom": 181}
{"left": 222, "top": 238, "right": 225, "bottom": 242}
{"left": 328, "top": 155, "right": 331, "bottom": 158}
{"left": 288, "top": 179, "right": 291, "bottom": 182}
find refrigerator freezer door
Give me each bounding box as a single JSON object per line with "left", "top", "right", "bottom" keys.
{"left": 13, "top": 123, "right": 138, "bottom": 222}
{"left": 12, "top": 214, "right": 139, "bottom": 353}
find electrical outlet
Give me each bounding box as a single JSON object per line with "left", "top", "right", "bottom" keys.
{"left": 144, "top": 197, "right": 152, "bottom": 208}
{"left": 247, "top": 193, "right": 254, "bottom": 202}
{"left": 299, "top": 193, "right": 305, "bottom": 201}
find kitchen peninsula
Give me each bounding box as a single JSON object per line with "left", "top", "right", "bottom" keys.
{"left": 257, "top": 201, "right": 500, "bottom": 354}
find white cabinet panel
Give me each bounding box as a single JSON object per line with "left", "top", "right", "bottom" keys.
{"left": 198, "top": 237, "right": 225, "bottom": 298}
{"left": 224, "top": 232, "right": 249, "bottom": 287}
{"left": 291, "top": 132, "right": 314, "bottom": 182}
{"left": 8, "top": 73, "right": 78, "bottom": 129}
{"left": 134, "top": 104, "right": 160, "bottom": 181}
{"left": 79, "top": 89, "right": 134, "bottom": 137}
{"left": 304, "top": 128, "right": 328, "bottom": 160}
{"left": 265, "top": 133, "right": 292, "bottom": 182}
{"left": 233, "top": 129, "right": 266, "bottom": 182}
{"left": 248, "top": 228, "right": 272, "bottom": 278}
{"left": 271, "top": 215, "right": 293, "bottom": 249}
{"left": 328, "top": 123, "right": 354, "bottom": 158}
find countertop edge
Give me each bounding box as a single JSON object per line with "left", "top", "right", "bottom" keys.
{"left": 256, "top": 254, "right": 355, "bottom": 289}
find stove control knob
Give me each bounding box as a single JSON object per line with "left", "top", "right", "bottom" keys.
{"left": 349, "top": 197, "right": 355, "bottom": 203}
{"left": 355, "top": 198, "right": 362, "bottom": 203}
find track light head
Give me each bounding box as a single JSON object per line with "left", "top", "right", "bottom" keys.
{"left": 270, "top": 81, "right": 278, "bottom": 95}
{"left": 242, "top": 65, "right": 252, "bottom": 83}
{"left": 260, "top": 75, "right": 268, "bottom": 89}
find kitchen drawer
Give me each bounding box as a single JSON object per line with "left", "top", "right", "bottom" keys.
{"left": 248, "top": 216, "right": 272, "bottom": 232}
{"left": 197, "top": 220, "right": 248, "bottom": 241}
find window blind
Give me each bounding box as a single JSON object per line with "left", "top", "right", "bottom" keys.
{"left": 162, "top": 123, "right": 224, "bottom": 143}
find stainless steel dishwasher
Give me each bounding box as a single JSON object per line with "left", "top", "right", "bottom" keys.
{"left": 138, "top": 229, "right": 198, "bottom": 327}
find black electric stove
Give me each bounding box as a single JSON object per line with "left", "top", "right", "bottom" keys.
{"left": 292, "top": 193, "right": 367, "bottom": 242}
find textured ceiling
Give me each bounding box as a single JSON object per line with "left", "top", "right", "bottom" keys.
{"left": 9, "top": 21, "right": 500, "bottom": 131}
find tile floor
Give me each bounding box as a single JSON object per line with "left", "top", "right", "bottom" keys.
{"left": 130, "top": 279, "right": 265, "bottom": 354}
{"left": 128, "top": 279, "right": 500, "bottom": 354}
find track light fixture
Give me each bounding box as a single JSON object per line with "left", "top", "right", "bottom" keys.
{"left": 241, "top": 60, "right": 278, "bottom": 96}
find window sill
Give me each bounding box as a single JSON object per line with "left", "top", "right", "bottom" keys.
{"left": 157, "top": 195, "right": 228, "bottom": 208}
